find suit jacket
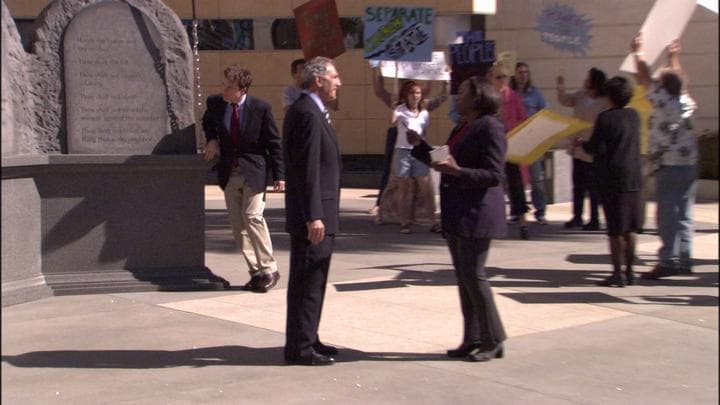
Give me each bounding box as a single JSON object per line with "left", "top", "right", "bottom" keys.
{"left": 283, "top": 93, "right": 342, "bottom": 235}
{"left": 201, "top": 94, "right": 284, "bottom": 192}
{"left": 412, "top": 115, "right": 507, "bottom": 239}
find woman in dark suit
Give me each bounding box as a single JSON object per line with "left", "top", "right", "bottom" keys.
{"left": 409, "top": 76, "right": 507, "bottom": 362}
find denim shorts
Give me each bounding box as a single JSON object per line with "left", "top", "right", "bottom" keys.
{"left": 393, "top": 148, "right": 429, "bottom": 177}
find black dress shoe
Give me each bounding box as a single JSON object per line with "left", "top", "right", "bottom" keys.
{"left": 447, "top": 343, "right": 481, "bottom": 358}
{"left": 625, "top": 270, "right": 635, "bottom": 286}
{"left": 252, "top": 272, "right": 280, "bottom": 293}
{"left": 313, "top": 342, "right": 339, "bottom": 356}
{"left": 596, "top": 273, "right": 625, "bottom": 287}
{"left": 564, "top": 217, "right": 583, "bottom": 228}
{"left": 641, "top": 264, "right": 678, "bottom": 280}
{"left": 243, "top": 275, "right": 262, "bottom": 291}
{"left": 467, "top": 343, "right": 504, "bottom": 362}
{"left": 285, "top": 352, "right": 335, "bottom": 366}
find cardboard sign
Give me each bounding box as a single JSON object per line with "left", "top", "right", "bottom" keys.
{"left": 619, "top": 0, "right": 696, "bottom": 73}
{"left": 506, "top": 109, "right": 592, "bottom": 164}
{"left": 379, "top": 51, "right": 450, "bottom": 80}
{"left": 448, "top": 34, "right": 495, "bottom": 94}
{"left": 294, "top": 0, "right": 345, "bottom": 60}
{"left": 363, "top": 6, "right": 435, "bottom": 62}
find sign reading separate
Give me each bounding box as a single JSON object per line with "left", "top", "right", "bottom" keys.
{"left": 294, "top": 0, "right": 345, "bottom": 60}
{"left": 506, "top": 109, "right": 592, "bottom": 164}
{"left": 379, "top": 51, "right": 450, "bottom": 80}
{"left": 363, "top": 6, "right": 434, "bottom": 62}
{"left": 619, "top": 0, "right": 696, "bottom": 74}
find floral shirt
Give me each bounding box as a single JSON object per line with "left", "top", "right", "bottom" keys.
{"left": 647, "top": 85, "right": 698, "bottom": 167}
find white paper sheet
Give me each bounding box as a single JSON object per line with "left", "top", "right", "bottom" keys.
{"left": 620, "top": 0, "right": 697, "bottom": 73}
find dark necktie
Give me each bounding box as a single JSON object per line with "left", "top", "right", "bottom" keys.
{"left": 230, "top": 103, "right": 240, "bottom": 145}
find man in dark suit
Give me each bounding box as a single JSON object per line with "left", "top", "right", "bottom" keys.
{"left": 282, "top": 57, "right": 342, "bottom": 366}
{"left": 202, "top": 65, "right": 284, "bottom": 293}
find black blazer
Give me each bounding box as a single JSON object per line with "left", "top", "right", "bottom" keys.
{"left": 201, "top": 94, "right": 284, "bottom": 192}
{"left": 282, "top": 94, "right": 342, "bottom": 235}
{"left": 413, "top": 115, "right": 507, "bottom": 239}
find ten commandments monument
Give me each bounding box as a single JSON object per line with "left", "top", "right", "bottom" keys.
{"left": 1, "top": 0, "right": 226, "bottom": 306}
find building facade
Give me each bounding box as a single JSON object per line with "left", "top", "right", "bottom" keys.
{"left": 6, "top": 0, "right": 718, "bottom": 156}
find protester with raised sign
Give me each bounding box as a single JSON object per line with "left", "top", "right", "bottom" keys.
{"left": 382, "top": 80, "right": 441, "bottom": 234}
{"left": 631, "top": 34, "right": 699, "bottom": 280}
{"left": 487, "top": 64, "right": 530, "bottom": 240}
{"left": 369, "top": 66, "right": 448, "bottom": 220}
{"left": 511, "top": 62, "right": 549, "bottom": 225}
{"left": 408, "top": 76, "right": 507, "bottom": 362}
{"left": 556, "top": 68, "right": 610, "bottom": 231}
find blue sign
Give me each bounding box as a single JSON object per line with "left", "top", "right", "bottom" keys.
{"left": 535, "top": 4, "right": 592, "bottom": 56}
{"left": 363, "top": 6, "right": 434, "bottom": 62}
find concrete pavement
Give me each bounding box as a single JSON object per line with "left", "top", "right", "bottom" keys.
{"left": 2, "top": 187, "right": 718, "bottom": 404}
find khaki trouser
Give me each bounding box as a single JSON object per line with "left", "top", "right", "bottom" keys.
{"left": 223, "top": 170, "right": 277, "bottom": 276}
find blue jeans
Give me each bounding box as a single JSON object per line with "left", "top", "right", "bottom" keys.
{"left": 393, "top": 148, "right": 429, "bottom": 177}
{"left": 529, "top": 159, "right": 546, "bottom": 219}
{"left": 656, "top": 165, "right": 696, "bottom": 268}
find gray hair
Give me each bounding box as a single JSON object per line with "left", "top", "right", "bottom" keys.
{"left": 300, "top": 56, "right": 335, "bottom": 89}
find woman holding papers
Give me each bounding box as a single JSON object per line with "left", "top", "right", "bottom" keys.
{"left": 408, "top": 76, "right": 507, "bottom": 362}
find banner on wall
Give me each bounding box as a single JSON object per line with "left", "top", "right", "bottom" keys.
{"left": 294, "top": 0, "right": 346, "bottom": 60}
{"left": 619, "top": 0, "right": 697, "bottom": 73}
{"left": 535, "top": 4, "right": 593, "bottom": 56}
{"left": 379, "top": 51, "right": 450, "bottom": 80}
{"left": 363, "top": 6, "right": 435, "bottom": 61}
{"left": 506, "top": 109, "right": 592, "bottom": 164}
{"left": 448, "top": 31, "right": 495, "bottom": 94}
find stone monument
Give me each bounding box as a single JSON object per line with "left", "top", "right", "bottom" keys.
{"left": 1, "top": 0, "right": 227, "bottom": 306}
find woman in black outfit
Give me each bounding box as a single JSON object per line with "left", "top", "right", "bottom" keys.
{"left": 408, "top": 76, "right": 507, "bottom": 362}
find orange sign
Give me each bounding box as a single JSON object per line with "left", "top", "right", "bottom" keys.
{"left": 294, "top": 0, "right": 345, "bottom": 60}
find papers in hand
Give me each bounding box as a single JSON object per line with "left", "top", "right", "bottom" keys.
{"left": 430, "top": 145, "right": 450, "bottom": 162}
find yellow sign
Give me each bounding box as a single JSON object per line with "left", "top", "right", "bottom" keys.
{"left": 507, "top": 109, "right": 592, "bottom": 164}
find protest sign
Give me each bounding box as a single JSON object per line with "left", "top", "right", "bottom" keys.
{"left": 379, "top": 51, "right": 450, "bottom": 80}
{"left": 506, "top": 109, "right": 592, "bottom": 164}
{"left": 363, "top": 6, "right": 434, "bottom": 62}
{"left": 448, "top": 33, "right": 495, "bottom": 94}
{"left": 294, "top": 0, "right": 345, "bottom": 60}
{"left": 619, "top": 0, "right": 696, "bottom": 73}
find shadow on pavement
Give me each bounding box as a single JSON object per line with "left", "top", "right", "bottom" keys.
{"left": 1, "top": 347, "right": 453, "bottom": 369}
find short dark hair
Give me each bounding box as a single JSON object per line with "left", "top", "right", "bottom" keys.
{"left": 588, "top": 67, "right": 607, "bottom": 94}
{"left": 466, "top": 76, "right": 502, "bottom": 116}
{"left": 660, "top": 71, "right": 682, "bottom": 97}
{"left": 291, "top": 58, "right": 306, "bottom": 75}
{"left": 224, "top": 65, "right": 252, "bottom": 90}
{"left": 602, "top": 76, "right": 634, "bottom": 108}
{"left": 510, "top": 62, "right": 532, "bottom": 92}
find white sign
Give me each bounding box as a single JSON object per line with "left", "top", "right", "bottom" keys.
{"left": 620, "top": 0, "right": 697, "bottom": 73}
{"left": 379, "top": 51, "right": 450, "bottom": 80}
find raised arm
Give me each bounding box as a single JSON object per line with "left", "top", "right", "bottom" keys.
{"left": 425, "top": 81, "right": 449, "bottom": 111}
{"left": 371, "top": 67, "right": 393, "bottom": 109}
{"left": 555, "top": 75, "right": 576, "bottom": 107}
{"left": 631, "top": 33, "right": 652, "bottom": 87}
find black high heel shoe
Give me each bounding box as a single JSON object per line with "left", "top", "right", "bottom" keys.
{"left": 447, "top": 343, "right": 481, "bottom": 358}
{"left": 467, "top": 343, "right": 504, "bottom": 362}
{"left": 596, "top": 273, "right": 625, "bottom": 287}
